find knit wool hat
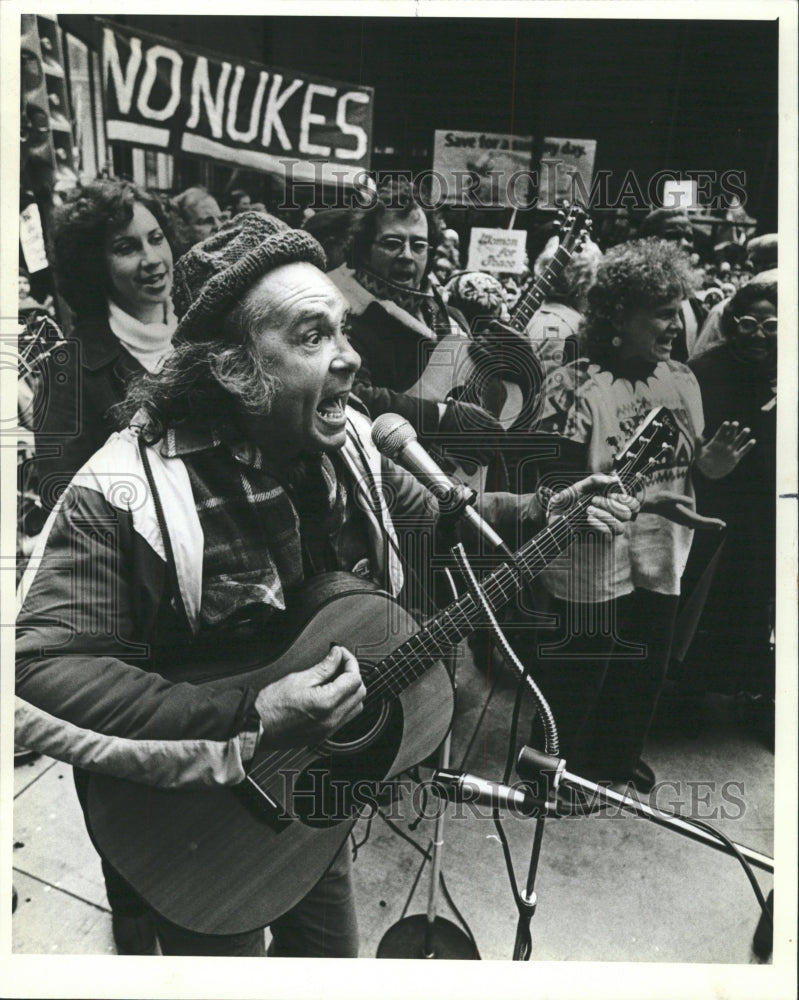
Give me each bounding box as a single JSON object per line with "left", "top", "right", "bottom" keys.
{"left": 172, "top": 211, "right": 327, "bottom": 342}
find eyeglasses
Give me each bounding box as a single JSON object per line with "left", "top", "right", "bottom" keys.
{"left": 735, "top": 315, "right": 778, "bottom": 336}
{"left": 375, "top": 235, "right": 430, "bottom": 256}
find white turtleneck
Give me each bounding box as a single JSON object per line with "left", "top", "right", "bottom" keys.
{"left": 108, "top": 299, "right": 177, "bottom": 373}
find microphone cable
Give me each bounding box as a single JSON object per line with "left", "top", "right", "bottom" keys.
{"left": 346, "top": 419, "right": 481, "bottom": 951}
{"left": 452, "top": 541, "right": 555, "bottom": 961}
{"left": 687, "top": 818, "right": 773, "bottom": 930}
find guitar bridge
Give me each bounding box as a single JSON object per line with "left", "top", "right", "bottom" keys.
{"left": 238, "top": 775, "right": 293, "bottom": 832}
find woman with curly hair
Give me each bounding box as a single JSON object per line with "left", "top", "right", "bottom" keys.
{"left": 530, "top": 239, "right": 754, "bottom": 793}
{"left": 34, "top": 179, "right": 177, "bottom": 506}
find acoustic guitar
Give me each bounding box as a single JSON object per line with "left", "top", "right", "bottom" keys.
{"left": 86, "top": 407, "right": 677, "bottom": 935}
{"left": 407, "top": 205, "right": 591, "bottom": 426}
{"left": 507, "top": 203, "right": 590, "bottom": 336}
{"left": 406, "top": 206, "right": 591, "bottom": 489}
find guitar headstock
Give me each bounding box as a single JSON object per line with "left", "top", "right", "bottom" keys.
{"left": 508, "top": 202, "right": 591, "bottom": 331}
{"left": 553, "top": 202, "right": 591, "bottom": 254}
{"left": 612, "top": 406, "right": 679, "bottom": 482}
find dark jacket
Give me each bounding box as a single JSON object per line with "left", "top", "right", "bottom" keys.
{"left": 15, "top": 410, "right": 406, "bottom": 787}
{"left": 683, "top": 341, "right": 776, "bottom": 691}
{"left": 689, "top": 344, "right": 776, "bottom": 518}
{"left": 15, "top": 407, "right": 544, "bottom": 787}
{"left": 33, "top": 314, "right": 144, "bottom": 505}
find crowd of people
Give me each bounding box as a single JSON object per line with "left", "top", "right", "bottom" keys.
{"left": 15, "top": 169, "right": 777, "bottom": 957}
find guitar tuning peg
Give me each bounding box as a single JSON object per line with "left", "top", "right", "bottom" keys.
{"left": 606, "top": 435, "right": 619, "bottom": 452}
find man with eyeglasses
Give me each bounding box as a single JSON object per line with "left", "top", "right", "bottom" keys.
{"left": 328, "top": 177, "right": 505, "bottom": 465}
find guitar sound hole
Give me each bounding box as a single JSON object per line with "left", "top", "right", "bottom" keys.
{"left": 293, "top": 699, "right": 403, "bottom": 828}
{"left": 321, "top": 695, "right": 390, "bottom": 754}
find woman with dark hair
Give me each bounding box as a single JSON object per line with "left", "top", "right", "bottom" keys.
{"left": 35, "top": 179, "right": 177, "bottom": 506}
{"left": 686, "top": 273, "right": 777, "bottom": 740}
{"left": 529, "top": 239, "right": 754, "bottom": 792}
{"left": 227, "top": 188, "right": 252, "bottom": 216}
{"left": 28, "top": 179, "right": 177, "bottom": 954}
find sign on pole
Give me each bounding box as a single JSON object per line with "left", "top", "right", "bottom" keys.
{"left": 432, "top": 130, "right": 533, "bottom": 207}
{"left": 467, "top": 228, "right": 527, "bottom": 273}
{"left": 538, "top": 137, "right": 597, "bottom": 207}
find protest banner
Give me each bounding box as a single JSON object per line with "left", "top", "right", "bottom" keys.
{"left": 100, "top": 20, "right": 373, "bottom": 185}
{"left": 432, "top": 130, "right": 533, "bottom": 207}
{"left": 466, "top": 228, "right": 527, "bottom": 273}
{"left": 538, "top": 137, "right": 597, "bottom": 207}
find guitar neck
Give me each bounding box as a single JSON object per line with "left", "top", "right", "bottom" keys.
{"left": 368, "top": 403, "right": 675, "bottom": 703}
{"left": 510, "top": 243, "right": 576, "bottom": 333}
{"left": 367, "top": 506, "right": 586, "bottom": 701}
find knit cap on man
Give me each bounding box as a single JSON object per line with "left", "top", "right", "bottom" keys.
{"left": 172, "top": 211, "right": 327, "bottom": 342}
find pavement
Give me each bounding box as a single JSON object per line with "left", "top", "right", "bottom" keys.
{"left": 10, "top": 642, "right": 782, "bottom": 995}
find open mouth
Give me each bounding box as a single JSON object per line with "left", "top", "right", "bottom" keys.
{"left": 315, "top": 391, "right": 350, "bottom": 426}
{"left": 654, "top": 334, "right": 674, "bottom": 353}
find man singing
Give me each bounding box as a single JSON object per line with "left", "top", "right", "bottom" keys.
{"left": 16, "top": 212, "right": 635, "bottom": 957}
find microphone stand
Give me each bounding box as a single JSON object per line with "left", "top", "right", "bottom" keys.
{"left": 377, "top": 495, "right": 523, "bottom": 959}
{"left": 430, "top": 747, "right": 774, "bottom": 961}
{"left": 426, "top": 557, "right": 774, "bottom": 960}
{"left": 515, "top": 747, "right": 774, "bottom": 872}
{"left": 448, "top": 539, "right": 556, "bottom": 961}
{"left": 376, "top": 554, "right": 478, "bottom": 959}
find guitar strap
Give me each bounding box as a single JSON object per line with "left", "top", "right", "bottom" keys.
{"left": 347, "top": 424, "right": 441, "bottom": 622}
{"left": 138, "top": 435, "right": 194, "bottom": 637}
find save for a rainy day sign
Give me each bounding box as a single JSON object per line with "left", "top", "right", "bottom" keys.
{"left": 100, "top": 20, "right": 373, "bottom": 185}
{"left": 432, "top": 130, "right": 534, "bottom": 207}
{"left": 538, "top": 137, "right": 597, "bottom": 206}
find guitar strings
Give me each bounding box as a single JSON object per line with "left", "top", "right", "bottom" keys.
{"left": 245, "top": 517, "right": 582, "bottom": 786}
{"left": 247, "top": 494, "right": 613, "bottom": 785}
{"left": 247, "top": 491, "right": 613, "bottom": 783}
{"left": 246, "top": 497, "right": 595, "bottom": 787}
{"left": 247, "top": 430, "right": 664, "bottom": 790}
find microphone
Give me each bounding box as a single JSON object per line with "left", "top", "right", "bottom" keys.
{"left": 370, "top": 413, "right": 506, "bottom": 549}
{"left": 431, "top": 769, "right": 543, "bottom": 816}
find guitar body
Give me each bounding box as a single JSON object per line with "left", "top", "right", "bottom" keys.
{"left": 406, "top": 333, "right": 533, "bottom": 491}
{"left": 406, "top": 334, "right": 527, "bottom": 433}
{"left": 86, "top": 581, "right": 454, "bottom": 936}
{"left": 404, "top": 205, "right": 591, "bottom": 488}
{"left": 83, "top": 402, "right": 674, "bottom": 939}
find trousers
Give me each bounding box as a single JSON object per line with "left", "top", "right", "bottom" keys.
{"left": 527, "top": 589, "right": 679, "bottom": 779}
